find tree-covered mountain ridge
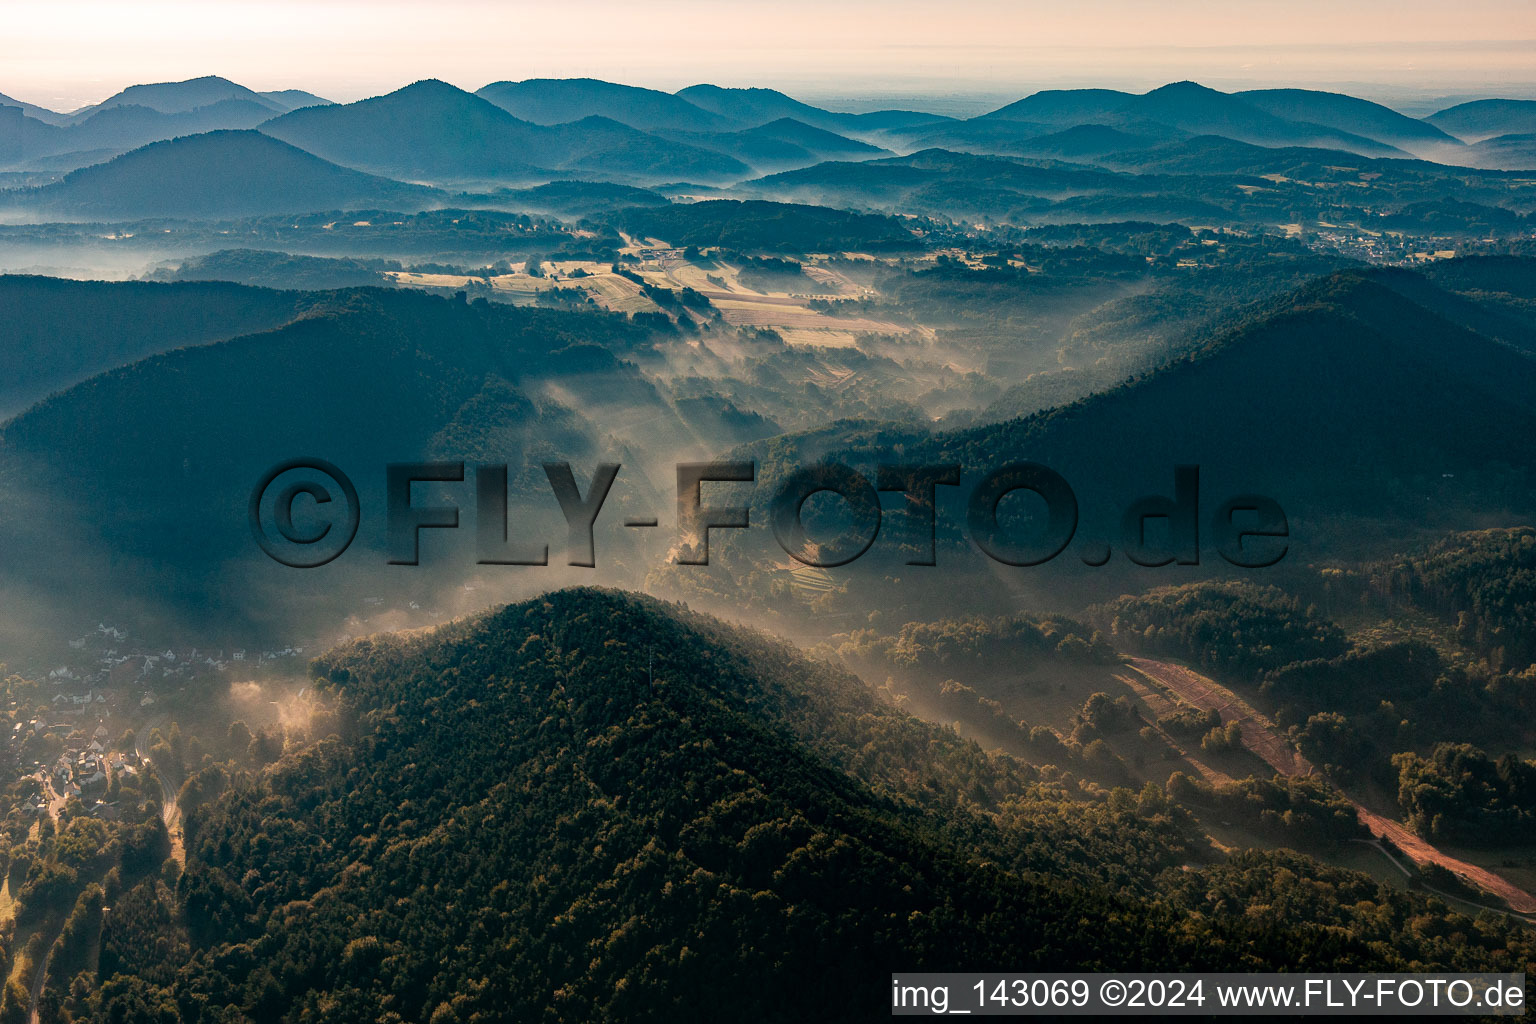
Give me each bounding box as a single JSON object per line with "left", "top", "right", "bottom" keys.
{"left": 115, "top": 587, "right": 1536, "bottom": 1023}
{"left": 729, "top": 265, "right": 1536, "bottom": 550}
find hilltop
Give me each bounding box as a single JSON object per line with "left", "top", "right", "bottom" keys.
{"left": 85, "top": 588, "right": 1532, "bottom": 1022}
{"left": 1428, "top": 98, "right": 1536, "bottom": 142}
{"left": 66, "top": 75, "right": 286, "bottom": 119}
{"left": 976, "top": 82, "right": 1407, "bottom": 157}
{"left": 477, "top": 78, "right": 732, "bottom": 132}
{"left": 5, "top": 130, "right": 437, "bottom": 217}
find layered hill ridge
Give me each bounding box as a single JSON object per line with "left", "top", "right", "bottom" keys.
{"left": 743, "top": 265, "right": 1536, "bottom": 553}
{"left": 259, "top": 79, "right": 554, "bottom": 181}
{"left": 0, "top": 288, "right": 781, "bottom": 634}
{"left": 675, "top": 83, "right": 952, "bottom": 136}
{"left": 477, "top": 77, "right": 734, "bottom": 132}
{"left": 0, "top": 89, "right": 72, "bottom": 125}
{"left": 143, "top": 587, "right": 1528, "bottom": 1022}
{"left": 1236, "top": 88, "right": 1462, "bottom": 151}
{"left": 1, "top": 98, "right": 285, "bottom": 170}
{"left": 0, "top": 275, "right": 324, "bottom": 417}
{"left": 661, "top": 117, "right": 888, "bottom": 169}
{"left": 0, "top": 78, "right": 331, "bottom": 171}
{"left": 259, "top": 79, "right": 750, "bottom": 183}
{"left": 8, "top": 76, "right": 1535, "bottom": 198}
{"left": 948, "top": 269, "right": 1536, "bottom": 501}
{"left": 67, "top": 75, "right": 287, "bottom": 119}
{"left": 1428, "top": 98, "right": 1536, "bottom": 142}
{"left": 4, "top": 129, "right": 439, "bottom": 217}
{"left": 976, "top": 82, "right": 1410, "bottom": 157}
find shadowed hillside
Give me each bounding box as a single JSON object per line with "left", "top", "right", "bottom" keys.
{"left": 0, "top": 275, "right": 322, "bottom": 416}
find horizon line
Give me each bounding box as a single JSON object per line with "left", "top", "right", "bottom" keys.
{"left": 8, "top": 72, "right": 1536, "bottom": 121}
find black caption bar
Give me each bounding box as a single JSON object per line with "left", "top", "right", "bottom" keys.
{"left": 890, "top": 973, "right": 1527, "bottom": 1016}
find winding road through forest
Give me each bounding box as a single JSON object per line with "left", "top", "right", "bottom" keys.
{"left": 1127, "top": 657, "right": 1536, "bottom": 916}
{"left": 135, "top": 716, "right": 185, "bottom": 865}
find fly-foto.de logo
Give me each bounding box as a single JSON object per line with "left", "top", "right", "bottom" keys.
{"left": 249, "top": 460, "right": 1288, "bottom": 570}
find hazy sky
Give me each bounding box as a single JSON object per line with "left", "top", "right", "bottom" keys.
{"left": 4, "top": 0, "right": 1534, "bottom": 112}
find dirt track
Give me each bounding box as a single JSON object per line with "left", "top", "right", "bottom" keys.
{"left": 1128, "top": 657, "right": 1536, "bottom": 914}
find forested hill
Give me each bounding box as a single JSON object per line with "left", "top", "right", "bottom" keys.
{"left": 0, "top": 288, "right": 757, "bottom": 641}
{"left": 0, "top": 275, "right": 323, "bottom": 417}
{"left": 940, "top": 268, "right": 1536, "bottom": 489}
{"left": 112, "top": 589, "right": 1536, "bottom": 1022}
{"left": 973, "top": 268, "right": 1536, "bottom": 482}
{"left": 743, "top": 266, "right": 1536, "bottom": 553}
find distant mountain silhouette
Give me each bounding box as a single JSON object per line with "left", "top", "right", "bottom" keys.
{"left": 1428, "top": 99, "right": 1536, "bottom": 142}
{"left": 735, "top": 117, "right": 885, "bottom": 156}
{"left": 0, "top": 105, "right": 66, "bottom": 166}
{"left": 6, "top": 130, "right": 437, "bottom": 217}
{"left": 1091, "top": 132, "right": 1535, "bottom": 180}
{"left": 1131, "top": 82, "right": 1406, "bottom": 156}
{"left": 663, "top": 117, "right": 886, "bottom": 169}
{"left": 260, "top": 79, "right": 550, "bottom": 180}
{"left": 0, "top": 90, "right": 69, "bottom": 125}
{"left": 477, "top": 78, "right": 731, "bottom": 132}
{"left": 979, "top": 82, "right": 1407, "bottom": 157}
{"left": 1006, "top": 123, "right": 1162, "bottom": 159}
{"left": 884, "top": 116, "right": 1052, "bottom": 151}
{"left": 258, "top": 88, "right": 333, "bottom": 110}
{"left": 77, "top": 97, "right": 277, "bottom": 141}
{"left": 979, "top": 88, "right": 1135, "bottom": 125}
{"left": 1236, "top": 89, "right": 1461, "bottom": 152}
{"left": 0, "top": 79, "right": 345, "bottom": 169}
{"left": 11, "top": 76, "right": 1536, "bottom": 187}
{"left": 3, "top": 98, "right": 284, "bottom": 170}
{"left": 544, "top": 115, "right": 752, "bottom": 180}
{"left": 261, "top": 80, "right": 749, "bottom": 183}
{"left": 892, "top": 119, "right": 1166, "bottom": 160}
{"left": 66, "top": 75, "right": 286, "bottom": 120}
{"left": 1089, "top": 135, "right": 1421, "bottom": 175}
{"left": 675, "top": 84, "right": 951, "bottom": 135}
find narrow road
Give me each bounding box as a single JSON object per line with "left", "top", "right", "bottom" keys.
{"left": 1128, "top": 657, "right": 1536, "bottom": 914}
{"left": 25, "top": 917, "right": 64, "bottom": 1024}
{"left": 1351, "top": 838, "right": 1536, "bottom": 925}
{"left": 135, "top": 717, "right": 184, "bottom": 864}
{"left": 25, "top": 766, "right": 73, "bottom": 1022}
